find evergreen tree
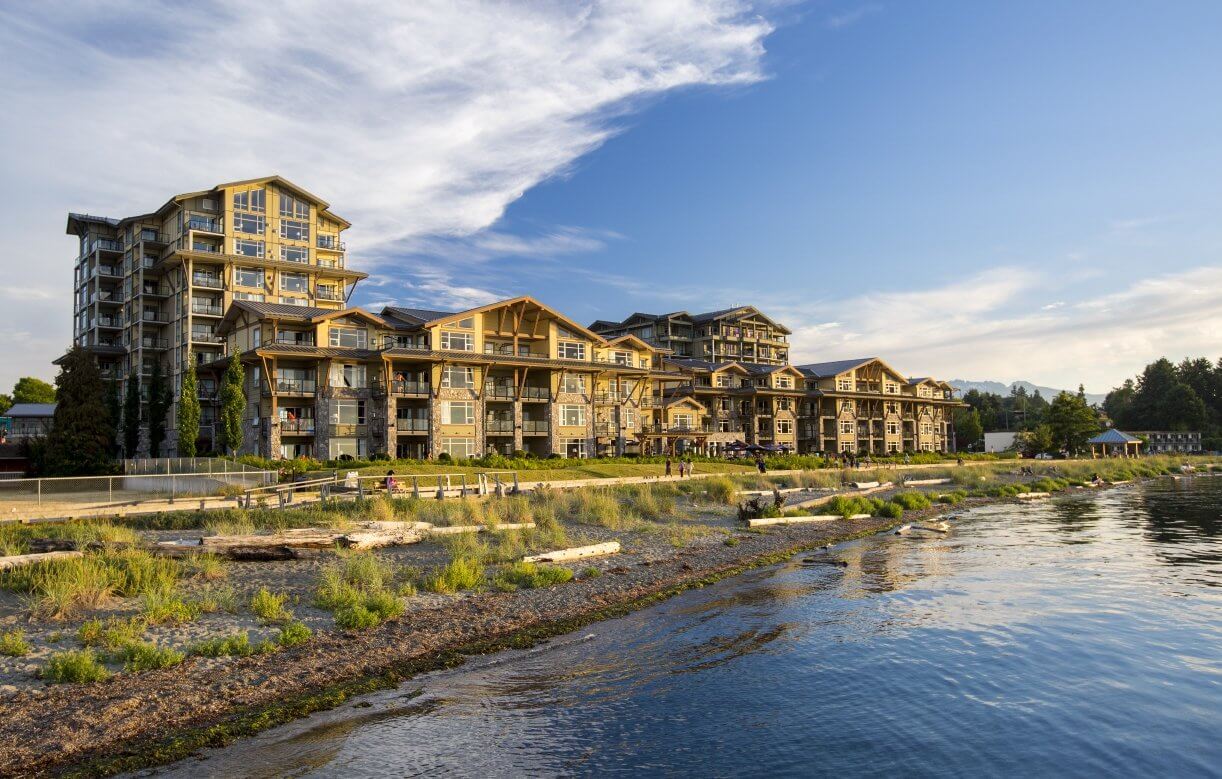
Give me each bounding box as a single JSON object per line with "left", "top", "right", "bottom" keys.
{"left": 0, "top": 394, "right": 11, "bottom": 416}
{"left": 104, "top": 376, "right": 122, "bottom": 456}
{"left": 43, "top": 347, "right": 115, "bottom": 476}
{"left": 1015, "top": 424, "right": 1055, "bottom": 456}
{"left": 1048, "top": 391, "right": 1100, "bottom": 455}
{"left": 147, "top": 361, "right": 172, "bottom": 458}
{"left": 122, "top": 371, "right": 141, "bottom": 457}
{"left": 953, "top": 407, "right": 984, "bottom": 450}
{"left": 218, "top": 356, "right": 246, "bottom": 455}
{"left": 177, "top": 355, "right": 201, "bottom": 458}
{"left": 11, "top": 377, "right": 57, "bottom": 404}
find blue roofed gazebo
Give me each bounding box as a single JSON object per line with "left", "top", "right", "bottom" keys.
{"left": 1087, "top": 429, "right": 1142, "bottom": 459}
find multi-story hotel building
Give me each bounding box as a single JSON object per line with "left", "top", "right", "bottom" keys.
{"left": 66, "top": 176, "right": 363, "bottom": 451}
{"left": 66, "top": 177, "right": 961, "bottom": 458}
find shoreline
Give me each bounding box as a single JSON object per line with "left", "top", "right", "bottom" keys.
{"left": 0, "top": 477, "right": 1174, "bottom": 777}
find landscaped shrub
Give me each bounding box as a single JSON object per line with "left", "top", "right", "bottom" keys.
{"left": 41, "top": 649, "right": 110, "bottom": 684}
{"left": 0, "top": 629, "right": 30, "bottom": 657}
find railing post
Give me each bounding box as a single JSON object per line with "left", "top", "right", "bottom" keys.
{"left": 512, "top": 472, "right": 520, "bottom": 495}
{"left": 412, "top": 476, "right": 420, "bottom": 499}
{"left": 436, "top": 476, "right": 444, "bottom": 500}
{"left": 37, "top": 480, "right": 41, "bottom": 506}
{"left": 460, "top": 474, "right": 467, "bottom": 497}
{"left": 109, "top": 478, "right": 113, "bottom": 504}
{"left": 169, "top": 474, "right": 175, "bottom": 504}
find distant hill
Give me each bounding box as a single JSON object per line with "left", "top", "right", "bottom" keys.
{"left": 949, "top": 379, "right": 1107, "bottom": 406}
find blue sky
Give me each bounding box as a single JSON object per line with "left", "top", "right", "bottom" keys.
{"left": 2, "top": 1, "right": 1219, "bottom": 392}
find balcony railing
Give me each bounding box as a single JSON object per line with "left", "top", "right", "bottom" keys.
{"left": 140, "top": 338, "right": 169, "bottom": 350}
{"left": 142, "top": 311, "right": 167, "bottom": 323}
{"left": 191, "top": 332, "right": 223, "bottom": 343}
{"left": 316, "top": 236, "right": 346, "bottom": 251}
{"left": 279, "top": 419, "right": 316, "bottom": 434}
{"left": 136, "top": 230, "right": 167, "bottom": 244}
{"left": 485, "top": 420, "right": 514, "bottom": 433}
{"left": 316, "top": 288, "right": 343, "bottom": 301}
{"left": 97, "top": 265, "right": 121, "bottom": 277}
{"left": 96, "top": 239, "right": 123, "bottom": 253}
{"left": 520, "top": 386, "right": 549, "bottom": 401}
{"left": 642, "top": 423, "right": 712, "bottom": 434}
{"left": 192, "top": 302, "right": 224, "bottom": 316}
{"left": 269, "top": 379, "right": 316, "bottom": 395}
{"left": 392, "top": 380, "right": 429, "bottom": 396}
{"left": 330, "top": 423, "right": 367, "bottom": 436}
{"left": 317, "top": 258, "right": 339, "bottom": 269}
{"left": 275, "top": 334, "right": 316, "bottom": 346}
{"left": 192, "top": 274, "right": 223, "bottom": 289}
{"left": 190, "top": 242, "right": 223, "bottom": 254}
{"left": 395, "top": 418, "right": 428, "bottom": 433}
{"left": 593, "top": 392, "right": 626, "bottom": 404}
{"left": 639, "top": 396, "right": 664, "bottom": 408}
{"left": 522, "top": 420, "right": 548, "bottom": 433}
{"left": 187, "top": 217, "right": 223, "bottom": 233}
{"left": 97, "top": 316, "right": 122, "bottom": 328}
{"left": 484, "top": 384, "right": 515, "bottom": 400}
{"left": 198, "top": 384, "right": 217, "bottom": 399}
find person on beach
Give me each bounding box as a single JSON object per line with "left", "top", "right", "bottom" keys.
{"left": 677, "top": 459, "right": 685, "bottom": 478}
{"left": 756, "top": 456, "right": 767, "bottom": 474}
{"left": 665, "top": 456, "right": 673, "bottom": 477}
{"left": 385, "top": 470, "right": 397, "bottom": 493}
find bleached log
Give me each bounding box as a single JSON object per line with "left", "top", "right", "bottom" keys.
{"left": 201, "top": 532, "right": 342, "bottom": 549}
{"left": 0, "top": 550, "right": 84, "bottom": 570}
{"left": 523, "top": 541, "right": 620, "bottom": 563}
{"left": 1108, "top": 480, "right": 1131, "bottom": 485}
{"left": 746, "top": 515, "right": 839, "bottom": 527}
{"left": 738, "top": 487, "right": 807, "bottom": 497}
{"left": 428, "top": 522, "right": 536, "bottom": 536}
{"left": 905, "top": 478, "right": 951, "bottom": 486}
{"left": 1014, "top": 492, "right": 1050, "bottom": 499}
{"left": 849, "top": 481, "right": 881, "bottom": 489}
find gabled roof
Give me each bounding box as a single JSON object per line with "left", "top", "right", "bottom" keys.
{"left": 689, "top": 305, "right": 791, "bottom": 333}
{"left": 665, "top": 396, "right": 707, "bottom": 412}
{"left": 381, "top": 306, "right": 459, "bottom": 326}
{"left": 664, "top": 358, "right": 749, "bottom": 375}
{"left": 389, "top": 296, "right": 611, "bottom": 346}
{"left": 2, "top": 403, "right": 57, "bottom": 418}
{"left": 796, "top": 358, "right": 875, "bottom": 378}
{"left": 1087, "top": 429, "right": 1142, "bottom": 444}
{"left": 66, "top": 213, "right": 120, "bottom": 235}
{"left": 218, "top": 302, "right": 383, "bottom": 335}
{"left": 606, "top": 334, "right": 658, "bottom": 352}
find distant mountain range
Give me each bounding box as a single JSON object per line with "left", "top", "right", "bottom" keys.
{"left": 948, "top": 379, "right": 1108, "bottom": 406}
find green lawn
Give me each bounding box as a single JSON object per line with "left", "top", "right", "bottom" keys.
{"left": 323, "top": 461, "right": 756, "bottom": 481}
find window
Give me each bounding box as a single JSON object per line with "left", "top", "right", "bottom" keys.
{"left": 331, "top": 363, "right": 366, "bottom": 389}
{"left": 776, "top": 376, "right": 793, "bottom": 389}
{"left": 329, "top": 437, "right": 367, "bottom": 459}
{"left": 233, "top": 189, "right": 265, "bottom": 213}
{"left": 280, "top": 219, "right": 309, "bottom": 242}
{"left": 621, "top": 407, "right": 636, "bottom": 430}
{"left": 886, "top": 421, "right": 899, "bottom": 435}
{"left": 777, "top": 419, "right": 793, "bottom": 435}
{"left": 441, "top": 401, "right": 475, "bottom": 425}
{"left": 562, "top": 438, "right": 588, "bottom": 459}
{"left": 440, "top": 331, "right": 474, "bottom": 351}
{"left": 440, "top": 437, "right": 476, "bottom": 459}
{"left": 561, "top": 373, "right": 586, "bottom": 393}
{"left": 441, "top": 366, "right": 474, "bottom": 389}
{"left": 329, "top": 327, "right": 367, "bottom": 349}
{"left": 452, "top": 317, "right": 475, "bottom": 329}
{"left": 840, "top": 421, "right": 854, "bottom": 434}
{"left": 611, "top": 350, "right": 632, "bottom": 366}
{"left": 233, "top": 291, "right": 264, "bottom": 302}
{"left": 279, "top": 192, "right": 309, "bottom": 219}
{"left": 886, "top": 402, "right": 899, "bottom": 414}
{"left": 280, "top": 272, "right": 308, "bottom": 293}
{"left": 673, "top": 413, "right": 694, "bottom": 430}
{"left": 840, "top": 400, "right": 854, "bottom": 413}
{"left": 887, "top": 441, "right": 900, "bottom": 453}
{"left": 333, "top": 400, "right": 366, "bottom": 425}
{"left": 251, "top": 327, "right": 261, "bottom": 347}
{"left": 558, "top": 341, "right": 586, "bottom": 360}
{"left": 233, "top": 212, "right": 265, "bottom": 234}
{"left": 558, "top": 404, "right": 585, "bottom": 427}
{"left": 840, "top": 441, "right": 854, "bottom": 452}
{"left": 884, "top": 382, "right": 900, "bottom": 394}
{"left": 234, "top": 267, "right": 264, "bottom": 288}
{"left": 281, "top": 246, "right": 308, "bottom": 263}
{"left": 278, "top": 296, "right": 309, "bottom": 306}
{"left": 776, "top": 398, "right": 791, "bottom": 411}
{"left": 277, "top": 329, "right": 312, "bottom": 345}
{"left": 234, "top": 239, "right": 264, "bottom": 258}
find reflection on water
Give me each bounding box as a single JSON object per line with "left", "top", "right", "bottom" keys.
{"left": 147, "top": 477, "right": 1222, "bottom": 778}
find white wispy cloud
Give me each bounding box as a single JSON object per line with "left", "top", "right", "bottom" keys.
{"left": 825, "top": 3, "right": 881, "bottom": 30}
{"left": 776, "top": 266, "right": 1222, "bottom": 392}
{"left": 0, "top": 0, "right": 774, "bottom": 386}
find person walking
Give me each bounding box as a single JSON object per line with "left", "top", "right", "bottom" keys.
{"left": 665, "top": 456, "right": 673, "bottom": 477}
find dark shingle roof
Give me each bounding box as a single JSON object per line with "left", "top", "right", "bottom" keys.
{"left": 688, "top": 307, "right": 743, "bottom": 323}
{"left": 796, "top": 358, "right": 875, "bottom": 378}
{"left": 3, "top": 403, "right": 57, "bottom": 418}
{"left": 231, "top": 301, "right": 333, "bottom": 320}
{"left": 382, "top": 306, "right": 458, "bottom": 324}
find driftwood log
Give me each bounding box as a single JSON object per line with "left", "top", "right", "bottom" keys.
{"left": 0, "top": 550, "right": 84, "bottom": 571}
{"left": 523, "top": 541, "right": 620, "bottom": 564}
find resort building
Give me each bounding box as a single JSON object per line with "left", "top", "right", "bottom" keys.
{"left": 589, "top": 307, "right": 791, "bottom": 365}
{"left": 1133, "top": 430, "right": 1203, "bottom": 454}
{"left": 65, "top": 175, "right": 962, "bottom": 458}
{"left": 66, "top": 176, "right": 363, "bottom": 452}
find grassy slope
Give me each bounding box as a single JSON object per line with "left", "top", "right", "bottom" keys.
{"left": 328, "top": 461, "right": 757, "bottom": 480}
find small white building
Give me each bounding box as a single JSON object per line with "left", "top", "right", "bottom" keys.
{"left": 1, "top": 403, "right": 56, "bottom": 441}
{"left": 984, "top": 431, "right": 1017, "bottom": 453}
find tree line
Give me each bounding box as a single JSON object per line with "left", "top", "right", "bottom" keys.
{"left": 1103, "top": 357, "right": 1221, "bottom": 450}
{"left": 17, "top": 348, "right": 247, "bottom": 477}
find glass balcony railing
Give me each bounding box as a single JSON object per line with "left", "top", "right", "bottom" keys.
{"left": 270, "top": 379, "right": 316, "bottom": 395}
{"left": 395, "top": 418, "right": 428, "bottom": 433}
{"left": 192, "top": 274, "right": 223, "bottom": 288}
{"left": 187, "top": 216, "right": 223, "bottom": 233}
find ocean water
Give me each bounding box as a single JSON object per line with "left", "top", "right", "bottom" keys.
{"left": 151, "top": 476, "right": 1222, "bottom": 778}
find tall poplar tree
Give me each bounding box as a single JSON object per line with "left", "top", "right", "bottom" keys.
{"left": 218, "top": 356, "right": 245, "bottom": 455}
{"left": 122, "top": 371, "right": 142, "bottom": 457}
{"left": 177, "top": 354, "right": 201, "bottom": 457}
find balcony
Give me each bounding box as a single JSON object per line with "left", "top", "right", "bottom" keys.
{"left": 142, "top": 311, "right": 167, "bottom": 323}
{"left": 192, "top": 302, "right": 224, "bottom": 316}
{"left": 522, "top": 420, "right": 548, "bottom": 434}
{"left": 485, "top": 419, "right": 514, "bottom": 434}
{"left": 96, "top": 239, "right": 123, "bottom": 253}
{"left": 142, "top": 285, "right": 168, "bottom": 297}
{"left": 187, "top": 216, "right": 223, "bottom": 234}
{"left": 638, "top": 395, "right": 664, "bottom": 408}
{"left": 520, "top": 386, "right": 549, "bottom": 401}
{"left": 316, "top": 287, "right": 343, "bottom": 302}
{"left": 395, "top": 418, "right": 428, "bottom": 433}
{"left": 484, "top": 384, "right": 516, "bottom": 400}
{"left": 192, "top": 274, "right": 223, "bottom": 289}
{"left": 316, "top": 236, "right": 346, "bottom": 251}
{"left": 391, "top": 380, "right": 429, "bottom": 397}
{"left": 141, "top": 338, "right": 169, "bottom": 350}
{"left": 191, "top": 332, "right": 223, "bottom": 344}
{"left": 269, "top": 379, "right": 316, "bottom": 396}
{"left": 275, "top": 334, "right": 315, "bottom": 346}
{"left": 330, "top": 423, "right": 367, "bottom": 436}
{"left": 190, "top": 242, "right": 223, "bottom": 254}
{"left": 136, "top": 230, "right": 167, "bottom": 245}
{"left": 97, "top": 265, "right": 121, "bottom": 278}
{"left": 593, "top": 392, "right": 626, "bottom": 404}
{"left": 642, "top": 423, "right": 712, "bottom": 434}
{"left": 198, "top": 383, "right": 218, "bottom": 399}
{"left": 97, "top": 315, "right": 122, "bottom": 329}
{"left": 317, "top": 258, "right": 339, "bottom": 269}
{"left": 279, "top": 419, "right": 315, "bottom": 435}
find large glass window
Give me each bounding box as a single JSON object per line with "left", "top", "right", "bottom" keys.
{"left": 328, "top": 326, "right": 367, "bottom": 349}
{"left": 280, "top": 219, "right": 309, "bottom": 242}
{"left": 233, "top": 212, "right": 265, "bottom": 234}
{"left": 233, "top": 291, "right": 265, "bottom": 302}
{"left": 333, "top": 400, "right": 366, "bottom": 425}
{"left": 279, "top": 192, "right": 309, "bottom": 219}
{"left": 777, "top": 419, "right": 793, "bottom": 435}
{"left": 281, "top": 246, "right": 308, "bottom": 263}
{"left": 331, "top": 363, "right": 366, "bottom": 388}
{"left": 440, "top": 401, "right": 475, "bottom": 425}
{"left": 558, "top": 341, "right": 586, "bottom": 360}
{"left": 233, "top": 188, "right": 265, "bottom": 213}
{"left": 234, "top": 267, "right": 264, "bottom": 288}
{"left": 440, "top": 331, "right": 474, "bottom": 351}
{"left": 561, "top": 373, "right": 586, "bottom": 393}
{"left": 440, "top": 437, "right": 476, "bottom": 459}
{"left": 561, "top": 438, "right": 588, "bottom": 459}
{"left": 329, "top": 437, "right": 367, "bottom": 459}
{"left": 441, "top": 366, "right": 474, "bottom": 389}
{"left": 558, "top": 404, "right": 585, "bottom": 427}
{"left": 234, "top": 239, "right": 264, "bottom": 258}
{"left": 280, "top": 272, "right": 308, "bottom": 293}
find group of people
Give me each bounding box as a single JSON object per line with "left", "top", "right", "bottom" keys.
{"left": 664, "top": 456, "right": 696, "bottom": 478}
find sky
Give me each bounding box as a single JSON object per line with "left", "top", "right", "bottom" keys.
{"left": 1, "top": 0, "right": 1220, "bottom": 396}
